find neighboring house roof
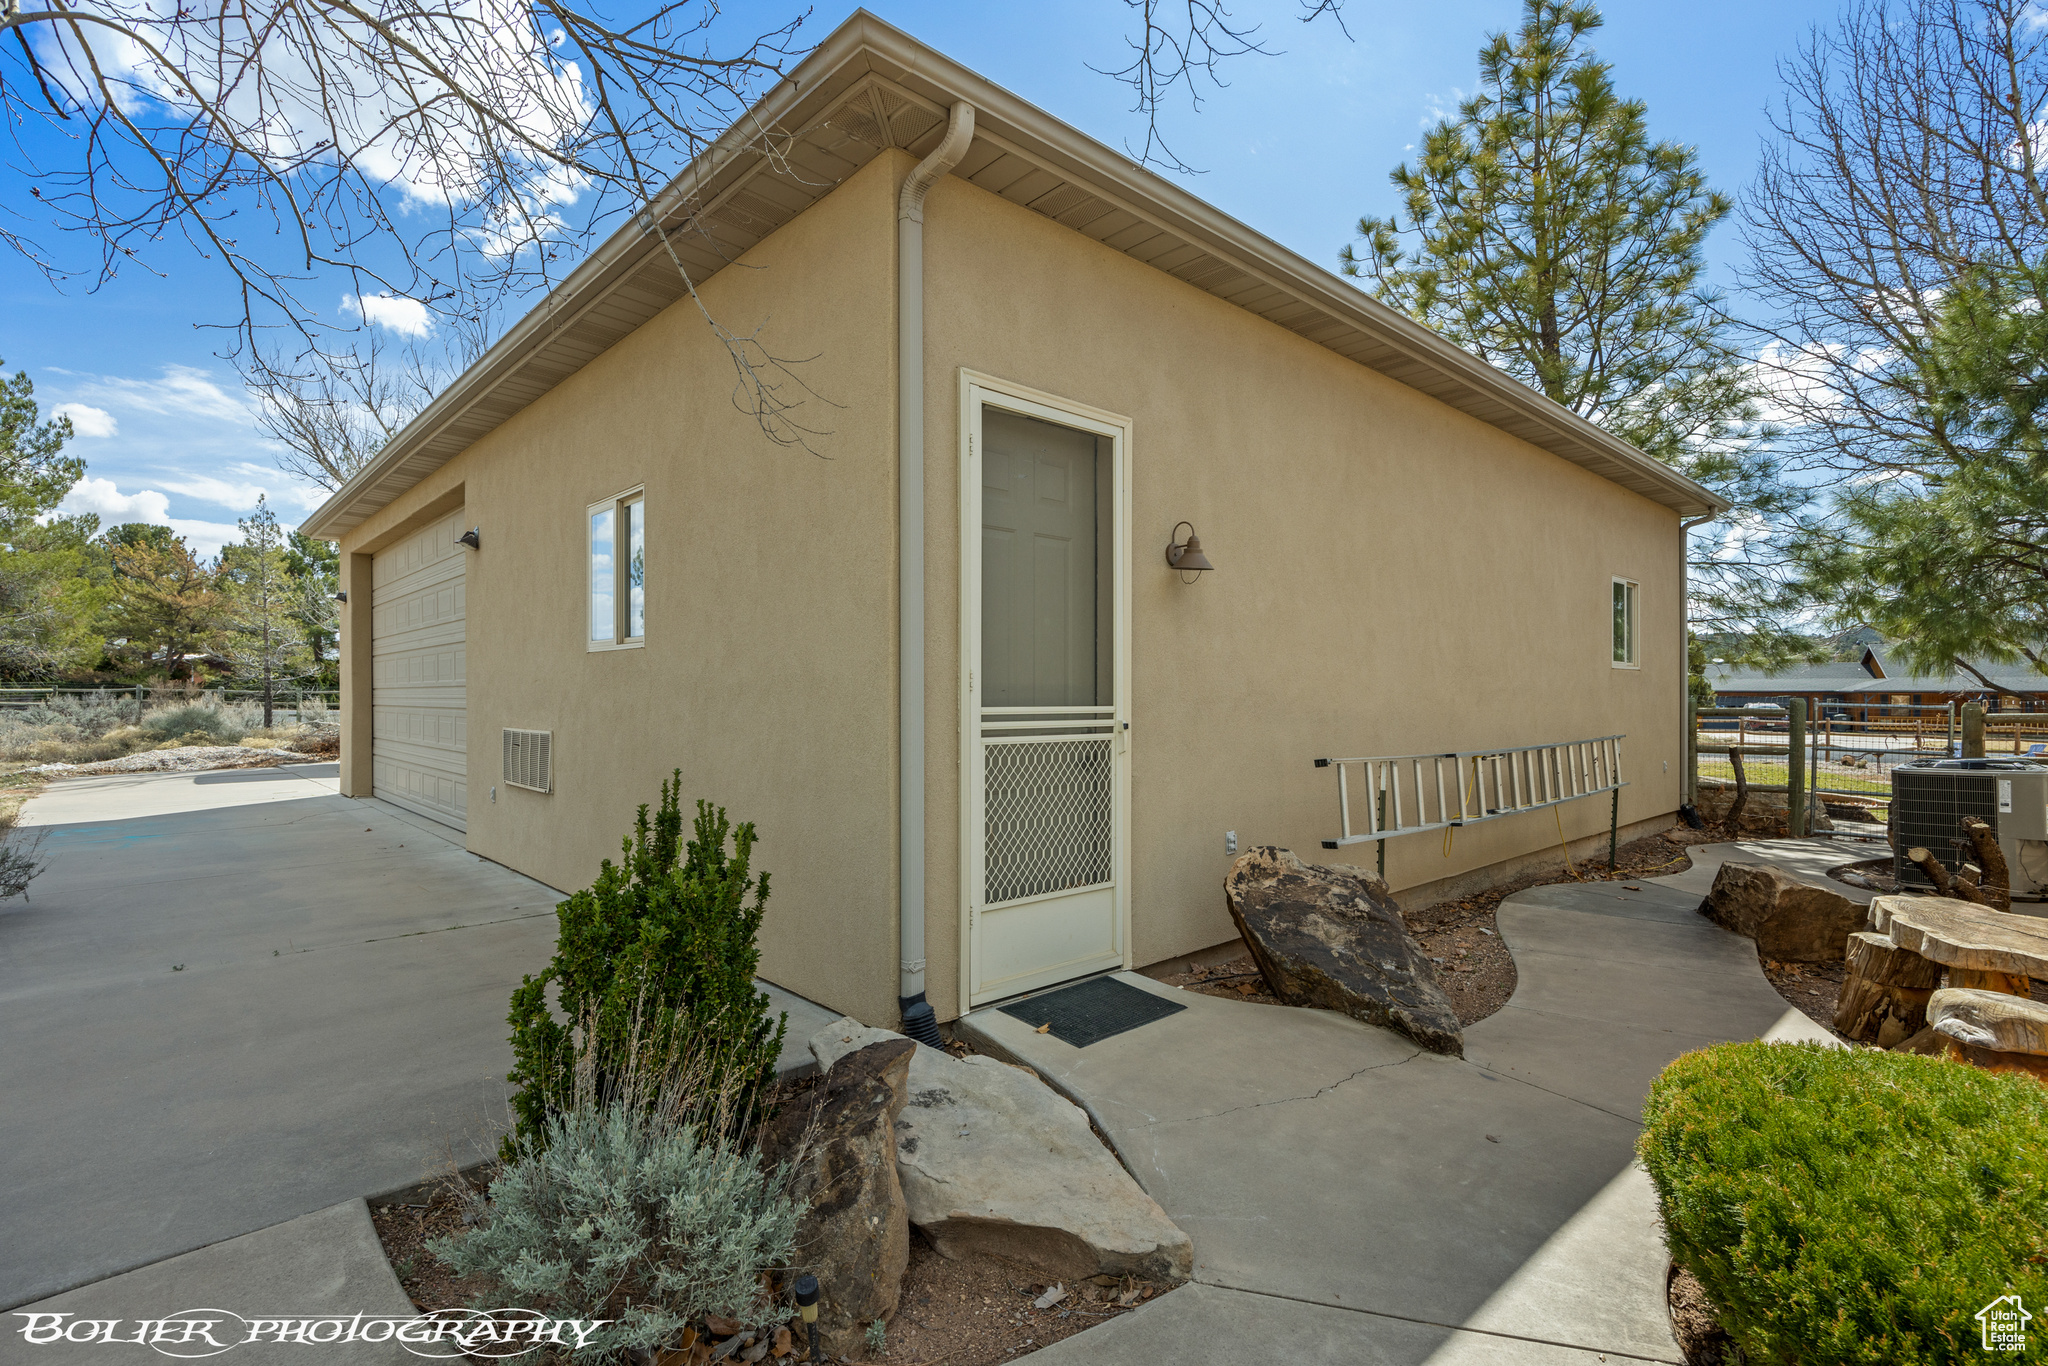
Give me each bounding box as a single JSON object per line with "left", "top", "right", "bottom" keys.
{"left": 1711, "top": 641, "right": 2048, "bottom": 695}
{"left": 301, "top": 10, "right": 1728, "bottom": 540}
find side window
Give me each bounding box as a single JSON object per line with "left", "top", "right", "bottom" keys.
{"left": 1612, "top": 578, "right": 1637, "bottom": 668}
{"left": 589, "top": 489, "right": 645, "bottom": 648}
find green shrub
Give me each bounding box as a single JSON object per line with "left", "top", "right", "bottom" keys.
{"left": 430, "top": 1099, "right": 803, "bottom": 1361}
{"left": 1639, "top": 1042, "right": 2048, "bottom": 1365}
{"left": 142, "top": 701, "right": 249, "bottom": 744}
{"left": 505, "top": 774, "right": 787, "bottom": 1153}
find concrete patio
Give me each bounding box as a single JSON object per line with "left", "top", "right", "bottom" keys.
{"left": 2, "top": 775, "right": 1859, "bottom": 1363}
{"left": 0, "top": 764, "right": 835, "bottom": 1318}
{"left": 958, "top": 840, "right": 1847, "bottom": 1365}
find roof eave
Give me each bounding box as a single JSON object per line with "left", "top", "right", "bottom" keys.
{"left": 301, "top": 10, "right": 1726, "bottom": 539}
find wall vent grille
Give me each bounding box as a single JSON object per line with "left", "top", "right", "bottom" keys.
{"left": 503, "top": 728, "right": 553, "bottom": 794}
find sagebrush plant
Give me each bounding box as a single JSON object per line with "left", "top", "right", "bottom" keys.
{"left": 505, "top": 774, "right": 786, "bottom": 1154}
{"left": 1639, "top": 1041, "right": 2048, "bottom": 1366}
{"left": 141, "top": 698, "right": 257, "bottom": 744}
{"left": 0, "top": 691, "right": 145, "bottom": 760}
{"left": 434, "top": 1012, "right": 805, "bottom": 1362}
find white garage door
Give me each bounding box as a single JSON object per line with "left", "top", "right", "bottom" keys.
{"left": 372, "top": 510, "right": 467, "bottom": 829}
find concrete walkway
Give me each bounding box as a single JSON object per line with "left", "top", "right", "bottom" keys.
{"left": 959, "top": 841, "right": 1849, "bottom": 1365}
{"left": 0, "top": 764, "right": 835, "bottom": 1318}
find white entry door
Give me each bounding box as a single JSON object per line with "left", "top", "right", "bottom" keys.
{"left": 962, "top": 377, "right": 1131, "bottom": 1007}
{"left": 372, "top": 510, "right": 468, "bottom": 829}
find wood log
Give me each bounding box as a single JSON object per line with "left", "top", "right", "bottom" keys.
{"left": 1948, "top": 967, "right": 2032, "bottom": 996}
{"left": 1928, "top": 987, "right": 2048, "bottom": 1055}
{"left": 1961, "top": 817, "right": 2013, "bottom": 910}
{"left": 1893, "top": 1025, "right": 1944, "bottom": 1055}
{"left": 1907, "top": 847, "right": 1956, "bottom": 898}
{"left": 1845, "top": 931, "right": 1944, "bottom": 987}
{"left": 1835, "top": 933, "right": 1940, "bottom": 1043}
{"left": 1936, "top": 1035, "right": 2048, "bottom": 1083}
{"left": 1951, "top": 867, "right": 1996, "bottom": 907}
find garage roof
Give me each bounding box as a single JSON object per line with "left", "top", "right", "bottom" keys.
{"left": 302, "top": 10, "right": 1728, "bottom": 539}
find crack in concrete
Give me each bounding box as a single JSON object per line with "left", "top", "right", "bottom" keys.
{"left": 1132, "top": 1048, "right": 1426, "bottom": 1127}
{"left": 1194, "top": 1279, "right": 1686, "bottom": 1365}
{"left": 1463, "top": 1060, "right": 1644, "bottom": 1127}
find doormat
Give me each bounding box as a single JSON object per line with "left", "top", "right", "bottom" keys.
{"left": 998, "top": 975, "right": 1186, "bottom": 1048}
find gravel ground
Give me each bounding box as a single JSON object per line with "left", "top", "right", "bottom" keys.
{"left": 1159, "top": 828, "right": 1744, "bottom": 1028}
{"left": 24, "top": 745, "right": 322, "bottom": 776}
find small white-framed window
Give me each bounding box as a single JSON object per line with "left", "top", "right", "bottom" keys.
{"left": 1612, "top": 577, "right": 1638, "bottom": 668}
{"left": 589, "top": 488, "right": 645, "bottom": 649}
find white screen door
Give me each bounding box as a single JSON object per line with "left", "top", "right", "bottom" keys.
{"left": 962, "top": 377, "right": 1130, "bottom": 1007}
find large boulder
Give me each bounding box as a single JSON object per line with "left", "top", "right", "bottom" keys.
{"left": 1222, "top": 846, "right": 1462, "bottom": 1056}
{"left": 757, "top": 1038, "right": 914, "bottom": 1356}
{"left": 809, "top": 1019, "right": 1192, "bottom": 1283}
{"left": 1701, "top": 862, "right": 1863, "bottom": 962}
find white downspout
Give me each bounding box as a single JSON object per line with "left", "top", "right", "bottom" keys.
{"left": 897, "top": 101, "right": 975, "bottom": 1046}
{"left": 1680, "top": 511, "right": 1715, "bottom": 827}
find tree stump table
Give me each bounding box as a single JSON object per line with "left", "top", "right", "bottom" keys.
{"left": 1865, "top": 896, "right": 2048, "bottom": 997}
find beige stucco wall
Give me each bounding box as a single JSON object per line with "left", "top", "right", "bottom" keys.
{"left": 333, "top": 146, "right": 1689, "bottom": 1033}
{"left": 918, "top": 169, "right": 1685, "bottom": 1018}
{"left": 334, "top": 153, "right": 905, "bottom": 1027}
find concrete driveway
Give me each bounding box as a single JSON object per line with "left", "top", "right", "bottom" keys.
{"left": 0, "top": 765, "right": 564, "bottom": 1309}
{"left": 0, "top": 765, "right": 835, "bottom": 1312}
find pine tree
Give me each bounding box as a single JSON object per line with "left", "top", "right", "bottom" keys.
{"left": 108, "top": 537, "right": 223, "bottom": 678}
{"left": 1341, "top": 1, "right": 1800, "bottom": 647}
{"left": 1795, "top": 258, "right": 2048, "bottom": 689}
{"left": 221, "top": 497, "right": 307, "bottom": 726}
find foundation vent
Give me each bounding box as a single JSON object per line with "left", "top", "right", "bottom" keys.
{"left": 503, "top": 728, "right": 553, "bottom": 794}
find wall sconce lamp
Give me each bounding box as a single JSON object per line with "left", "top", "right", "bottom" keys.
{"left": 1166, "top": 522, "right": 1215, "bottom": 583}
{"left": 333, "top": 591, "right": 348, "bottom": 603}
{"left": 456, "top": 526, "right": 481, "bottom": 550}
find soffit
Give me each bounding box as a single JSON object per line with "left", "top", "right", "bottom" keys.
{"left": 303, "top": 12, "right": 1724, "bottom": 538}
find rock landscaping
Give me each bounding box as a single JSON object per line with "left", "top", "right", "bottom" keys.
{"left": 1700, "top": 861, "right": 1864, "bottom": 962}
{"left": 808, "top": 1018, "right": 1193, "bottom": 1284}
{"left": 1224, "top": 845, "right": 1463, "bottom": 1055}
{"left": 757, "top": 1038, "right": 916, "bottom": 1357}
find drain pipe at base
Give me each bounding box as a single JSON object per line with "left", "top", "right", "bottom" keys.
{"left": 898, "top": 101, "right": 975, "bottom": 1049}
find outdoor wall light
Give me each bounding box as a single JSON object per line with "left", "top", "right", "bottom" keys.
{"left": 794, "top": 1274, "right": 821, "bottom": 1363}
{"left": 456, "top": 526, "right": 482, "bottom": 550}
{"left": 1165, "top": 522, "right": 1215, "bottom": 582}
{"left": 333, "top": 591, "right": 348, "bottom": 603}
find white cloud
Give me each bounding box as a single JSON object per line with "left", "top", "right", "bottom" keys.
{"left": 1420, "top": 88, "right": 1467, "bottom": 128}
{"left": 342, "top": 292, "right": 435, "bottom": 338}
{"left": 57, "top": 478, "right": 243, "bottom": 557}
{"left": 51, "top": 403, "right": 118, "bottom": 438}
{"left": 61, "top": 476, "right": 169, "bottom": 524}
{"left": 51, "top": 365, "right": 252, "bottom": 424}
{"left": 155, "top": 473, "right": 274, "bottom": 510}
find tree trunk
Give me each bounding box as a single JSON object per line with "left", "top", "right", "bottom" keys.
{"left": 1725, "top": 748, "right": 1749, "bottom": 832}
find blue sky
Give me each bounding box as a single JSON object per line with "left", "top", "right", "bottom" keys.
{"left": 0, "top": 0, "right": 1844, "bottom": 554}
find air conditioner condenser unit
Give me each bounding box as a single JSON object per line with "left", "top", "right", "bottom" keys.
{"left": 1891, "top": 758, "right": 2048, "bottom": 899}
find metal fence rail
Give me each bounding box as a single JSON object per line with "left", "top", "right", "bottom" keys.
{"left": 1316, "top": 736, "right": 1627, "bottom": 871}
{"left": 1692, "top": 701, "right": 1961, "bottom": 823}
{"left": 0, "top": 685, "right": 338, "bottom": 713}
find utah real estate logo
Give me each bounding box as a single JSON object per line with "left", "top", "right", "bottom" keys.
{"left": 1977, "top": 1294, "right": 2032, "bottom": 1353}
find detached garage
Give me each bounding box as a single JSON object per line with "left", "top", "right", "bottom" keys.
{"left": 303, "top": 14, "right": 1717, "bottom": 1031}
{"left": 368, "top": 508, "right": 468, "bottom": 829}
